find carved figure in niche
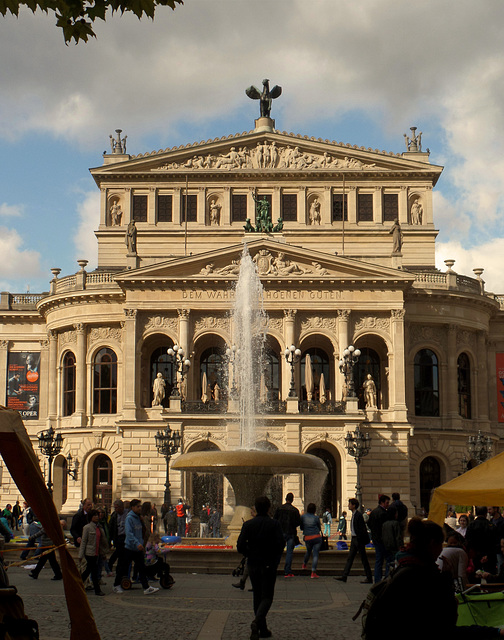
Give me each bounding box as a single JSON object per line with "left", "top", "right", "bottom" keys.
{"left": 200, "top": 263, "right": 214, "bottom": 275}
{"left": 410, "top": 199, "right": 423, "bottom": 225}
{"left": 245, "top": 78, "right": 282, "bottom": 118}
{"left": 152, "top": 372, "right": 166, "bottom": 407}
{"left": 390, "top": 219, "right": 402, "bottom": 254}
{"left": 213, "top": 384, "right": 220, "bottom": 402}
{"left": 272, "top": 252, "right": 306, "bottom": 275}
{"left": 110, "top": 201, "right": 123, "bottom": 226}
{"left": 309, "top": 198, "right": 321, "bottom": 225}
{"left": 125, "top": 220, "right": 137, "bottom": 254}
{"left": 362, "top": 374, "right": 377, "bottom": 409}
{"left": 209, "top": 199, "right": 221, "bottom": 225}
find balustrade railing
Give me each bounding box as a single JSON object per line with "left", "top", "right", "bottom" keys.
{"left": 299, "top": 400, "right": 346, "bottom": 414}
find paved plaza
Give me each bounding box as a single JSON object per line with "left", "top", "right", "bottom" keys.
{"left": 5, "top": 564, "right": 370, "bottom": 640}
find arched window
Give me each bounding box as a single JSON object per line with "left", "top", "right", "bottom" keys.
{"left": 200, "top": 347, "right": 225, "bottom": 400}
{"left": 301, "top": 348, "right": 330, "bottom": 402}
{"left": 93, "top": 348, "right": 117, "bottom": 414}
{"left": 262, "top": 347, "right": 280, "bottom": 403}
{"left": 419, "top": 456, "right": 441, "bottom": 513}
{"left": 355, "top": 347, "right": 381, "bottom": 409}
{"left": 150, "top": 346, "right": 175, "bottom": 407}
{"left": 457, "top": 352, "right": 471, "bottom": 419}
{"left": 414, "top": 349, "right": 439, "bottom": 416}
{"left": 62, "top": 351, "right": 76, "bottom": 416}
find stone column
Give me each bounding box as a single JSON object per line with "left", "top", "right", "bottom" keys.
{"left": 122, "top": 309, "right": 138, "bottom": 420}
{"left": 283, "top": 310, "right": 299, "bottom": 410}
{"left": 247, "top": 188, "right": 256, "bottom": 222}
{"left": 347, "top": 187, "right": 357, "bottom": 224}
{"left": 298, "top": 187, "right": 306, "bottom": 224}
{"left": 223, "top": 187, "right": 231, "bottom": 226}
{"left": 373, "top": 187, "right": 382, "bottom": 224}
{"left": 390, "top": 310, "right": 407, "bottom": 415}
{"left": 0, "top": 340, "right": 8, "bottom": 407}
{"left": 173, "top": 188, "right": 182, "bottom": 225}
{"left": 74, "top": 323, "right": 87, "bottom": 426}
{"left": 100, "top": 188, "right": 108, "bottom": 227}
{"left": 446, "top": 324, "right": 458, "bottom": 418}
{"left": 399, "top": 187, "right": 408, "bottom": 225}
{"left": 178, "top": 309, "right": 191, "bottom": 401}
{"left": 477, "top": 330, "right": 489, "bottom": 421}
{"left": 197, "top": 188, "right": 206, "bottom": 225}
{"left": 336, "top": 310, "right": 350, "bottom": 401}
{"left": 123, "top": 188, "right": 132, "bottom": 224}
{"left": 272, "top": 187, "right": 280, "bottom": 222}
{"left": 148, "top": 187, "right": 156, "bottom": 225}
{"left": 47, "top": 330, "right": 58, "bottom": 426}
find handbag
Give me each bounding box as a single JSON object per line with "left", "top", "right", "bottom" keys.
{"left": 320, "top": 535, "right": 329, "bottom": 551}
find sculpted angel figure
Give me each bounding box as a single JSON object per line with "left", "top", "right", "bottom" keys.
{"left": 245, "top": 78, "right": 282, "bottom": 118}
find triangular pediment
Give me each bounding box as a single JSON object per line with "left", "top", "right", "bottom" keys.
{"left": 91, "top": 130, "right": 442, "bottom": 182}
{"left": 114, "top": 238, "right": 415, "bottom": 287}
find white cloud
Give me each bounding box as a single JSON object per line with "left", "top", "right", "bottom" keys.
{"left": 73, "top": 191, "right": 100, "bottom": 269}
{"left": 0, "top": 227, "right": 42, "bottom": 287}
{"left": 436, "top": 238, "right": 504, "bottom": 294}
{"left": 0, "top": 203, "right": 23, "bottom": 217}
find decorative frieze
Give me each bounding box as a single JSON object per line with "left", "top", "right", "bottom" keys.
{"left": 59, "top": 330, "right": 77, "bottom": 347}
{"left": 88, "top": 327, "right": 123, "bottom": 345}
{"left": 144, "top": 315, "right": 178, "bottom": 332}
{"left": 408, "top": 324, "right": 445, "bottom": 347}
{"left": 194, "top": 315, "right": 230, "bottom": 333}
{"left": 300, "top": 316, "right": 336, "bottom": 332}
{"left": 354, "top": 315, "right": 390, "bottom": 332}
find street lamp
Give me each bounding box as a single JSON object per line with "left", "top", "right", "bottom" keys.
{"left": 467, "top": 430, "right": 493, "bottom": 466}
{"left": 167, "top": 345, "right": 191, "bottom": 398}
{"left": 339, "top": 345, "right": 361, "bottom": 398}
{"left": 155, "top": 425, "right": 182, "bottom": 505}
{"left": 344, "top": 423, "right": 371, "bottom": 510}
{"left": 66, "top": 453, "right": 79, "bottom": 481}
{"left": 284, "top": 344, "right": 302, "bottom": 398}
{"left": 37, "top": 426, "right": 63, "bottom": 495}
{"left": 226, "top": 345, "right": 238, "bottom": 398}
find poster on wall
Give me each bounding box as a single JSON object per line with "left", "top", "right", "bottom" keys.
{"left": 6, "top": 352, "right": 40, "bottom": 420}
{"left": 497, "top": 353, "right": 504, "bottom": 423}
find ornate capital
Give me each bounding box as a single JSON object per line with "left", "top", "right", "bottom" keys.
{"left": 337, "top": 309, "right": 350, "bottom": 321}
{"left": 177, "top": 309, "right": 190, "bottom": 320}
{"left": 47, "top": 329, "right": 58, "bottom": 341}
{"left": 39, "top": 339, "right": 49, "bottom": 351}
{"left": 283, "top": 309, "right": 297, "bottom": 320}
{"left": 124, "top": 309, "right": 137, "bottom": 318}
{"left": 0, "top": 340, "right": 9, "bottom": 350}
{"left": 74, "top": 322, "right": 85, "bottom": 333}
{"left": 391, "top": 309, "right": 405, "bottom": 320}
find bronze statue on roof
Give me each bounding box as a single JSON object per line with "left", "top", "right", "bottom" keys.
{"left": 245, "top": 79, "right": 282, "bottom": 118}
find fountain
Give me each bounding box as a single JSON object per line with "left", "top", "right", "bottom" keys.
{"left": 172, "top": 245, "right": 327, "bottom": 543}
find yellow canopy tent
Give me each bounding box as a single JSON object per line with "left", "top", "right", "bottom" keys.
{"left": 0, "top": 407, "right": 100, "bottom": 640}
{"left": 429, "top": 450, "right": 504, "bottom": 526}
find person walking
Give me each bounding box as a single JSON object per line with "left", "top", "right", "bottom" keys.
{"left": 28, "top": 521, "right": 64, "bottom": 581}
{"left": 237, "top": 496, "right": 285, "bottom": 640}
{"left": 273, "top": 492, "right": 300, "bottom": 578}
{"left": 336, "top": 511, "right": 347, "bottom": 540}
{"left": 79, "top": 509, "right": 109, "bottom": 596}
{"left": 300, "top": 503, "right": 323, "bottom": 578}
{"left": 335, "top": 498, "right": 372, "bottom": 584}
{"left": 322, "top": 508, "right": 332, "bottom": 537}
{"left": 112, "top": 499, "right": 159, "bottom": 595}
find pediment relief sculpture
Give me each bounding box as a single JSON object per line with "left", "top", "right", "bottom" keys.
{"left": 197, "top": 250, "right": 332, "bottom": 277}
{"left": 152, "top": 141, "right": 377, "bottom": 172}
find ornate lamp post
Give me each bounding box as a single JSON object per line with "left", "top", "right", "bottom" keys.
{"left": 284, "top": 344, "right": 302, "bottom": 398}
{"left": 37, "top": 426, "right": 63, "bottom": 495}
{"left": 344, "top": 423, "right": 371, "bottom": 510}
{"left": 467, "top": 430, "right": 493, "bottom": 466}
{"left": 167, "top": 345, "right": 191, "bottom": 398}
{"left": 155, "top": 425, "right": 182, "bottom": 505}
{"left": 226, "top": 345, "right": 238, "bottom": 398}
{"left": 339, "top": 345, "right": 361, "bottom": 398}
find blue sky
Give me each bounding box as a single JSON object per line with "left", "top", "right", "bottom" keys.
{"left": 1, "top": 0, "right": 504, "bottom": 293}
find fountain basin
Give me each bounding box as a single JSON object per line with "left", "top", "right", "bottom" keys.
{"left": 172, "top": 450, "right": 327, "bottom": 544}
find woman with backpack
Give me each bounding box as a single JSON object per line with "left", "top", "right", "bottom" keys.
{"left": 300, "top": 503, "right": 322, "bottom": 579}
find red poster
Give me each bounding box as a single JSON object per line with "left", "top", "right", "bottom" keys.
{"left": 496, "top": 353, "right": 504, "bottom": 423}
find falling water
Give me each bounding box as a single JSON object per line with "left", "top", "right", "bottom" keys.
{"left": 232, "top": 245, "right": 268, "bottom": 450}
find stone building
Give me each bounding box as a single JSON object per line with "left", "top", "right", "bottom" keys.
{"left": 1, "top": 115, "right": 503, "bottom": 521}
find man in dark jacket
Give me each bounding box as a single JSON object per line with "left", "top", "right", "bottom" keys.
{"left": 273, "top": 492, "right": 300, "bottom": 577}
{"left": 237, "top": 496, "right": 285, "bottom": 640}
{"left": 335, "top": 498, "right": 372, "bottom": 583}
{"left": 70, "top": 498, "right": 92, "bottom": 547}
{"left": 466, "top": 506, "right": 495, "bottom": 572}
{"left": 368, "top": 493, "right": 390, "bottom": 583}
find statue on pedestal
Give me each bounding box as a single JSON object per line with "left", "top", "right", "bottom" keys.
{"left": 245, "top": 79, "right": 282, "bottom": 118}
{"left": 390, "top": 219, "right": 402, "bottom": 254}
{"left": 363, "top": 374, "right": 377, "bottom": 409}
{"left": 125, "top": 220, "right": 137, "bottom": 254}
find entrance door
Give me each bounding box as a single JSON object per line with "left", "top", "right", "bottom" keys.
{"left": 93, "top": 454, "right": 113, "bottom": 511}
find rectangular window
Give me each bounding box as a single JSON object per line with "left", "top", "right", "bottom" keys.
{"left": 132, "top": 195, "right": 147, "bottom": 222}
{"left": 232, "top": 194, "right": 247, "bottom": 222}
{"left": 181, "top": 194, "right": 197, "bottom": 223}
{"left": 332, "top": 194, "right": 348, "bottom": 222}
{"left": 383, "top": 193, "right": 398, "bottom": 222}
{"left": 357, "top": 193, "right": 373, "bottom": 222}
{"left": 157, "top": 195, "right": 172, "bottom": 222}
{"left": 281, "top": 193, "right": 297, "bottom": 222}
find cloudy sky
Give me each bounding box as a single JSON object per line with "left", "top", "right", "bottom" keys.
{"left": 1, "top": 0, "right": 503, "bottom": 292}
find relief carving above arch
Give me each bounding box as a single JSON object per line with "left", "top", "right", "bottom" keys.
{"left": 144, "top": 315, "right": 178, "bottom": 333}
{"left": 353, "top": 315, "right": 390, "bottom": 333}
{"left": 88, "top": 327, "right": 123, "bottom": 345}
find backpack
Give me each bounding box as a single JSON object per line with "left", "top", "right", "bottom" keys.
{"left": 353, "top": 565, "right": 414, "bottom": 639}
{"left": 322, "top": 513, "right": 328, "bottom": 524}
